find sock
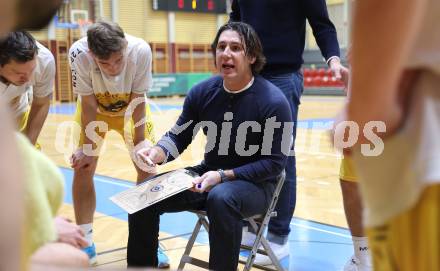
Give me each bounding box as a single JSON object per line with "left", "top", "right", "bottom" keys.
{"left": 352, "top": 236, "right": 371, "bottom": 266}
{"left": 79, "top": 223, "right": 93, "bottom": 246}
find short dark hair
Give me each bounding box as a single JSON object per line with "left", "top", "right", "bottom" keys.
{"left": 211, "top": 22, "right": 266, "bottom": 75}
{"left": 87, "top": 21, "right": 126, "bottom": 60}
{"left": 0, "top": 31, "right": 38, "bottom": 66}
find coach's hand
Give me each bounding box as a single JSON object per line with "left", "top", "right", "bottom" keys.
{"left": 191, "top": 171, "right": 221, "bottom": 193}
{"left": 132, "top": 140, "right": 157, "bottom": 173}
{"left": 329, "top": 57, "right": 350, "bottom": 91}
{"left": 70, "top": 149, "right": 94, "bottom": 169}
{"left": 136, "top": 146, "right": 165, "bottom": 168}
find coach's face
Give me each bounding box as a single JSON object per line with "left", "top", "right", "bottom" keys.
{"left": 215, "top": 30, "right": 255, "bottom": 91}
{"left": 94, "top": 50, "right": 125, "bottom": 77}
{"left": 0, "top": 58, "right": 37, "bottom": 86}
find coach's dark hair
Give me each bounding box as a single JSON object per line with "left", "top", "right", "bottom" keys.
{"left": 87, "top": 21, "right": 126, "bottom": 60}
{"left": 0, "top": 31, "right": 38, "bottom": 66}
{"left": 211, "top": 22, "right": 266, "bottom": 75}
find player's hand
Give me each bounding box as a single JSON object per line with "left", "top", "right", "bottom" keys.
{"left": 54, "top": 217, "right": 88, "bottom": 249}
{"left": 70, "top": 148, "right": 94, "bottom": 169}
{"left": 191, "top": 171, "right": 221, "bottom": 193}
{"left": 329, "top": 57, "right": 350, "bottom": 92}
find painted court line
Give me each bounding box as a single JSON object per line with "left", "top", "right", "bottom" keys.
{"left": 290, "top": 222, "right": 351, "bottom": 239}
{"left": 94, "top": 176, "right": 134, "bottom": 188}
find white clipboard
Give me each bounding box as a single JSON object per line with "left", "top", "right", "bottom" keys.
{"left": 110, "top": 169, "right": 199, "bottom": 214}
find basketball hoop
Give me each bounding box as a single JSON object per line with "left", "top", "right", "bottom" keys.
{"left": 77, "top": 19, "right": 93, "bottom": 37}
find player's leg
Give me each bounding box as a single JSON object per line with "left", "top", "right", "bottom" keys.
{"left": 120, "top": 102, "right": 157, "bottom": 183}
{"left": 72, "top": 156, "right": 99, "bottom": 265}
{"left": 340, "top": 157, "right": 371, "bottom": 271}
{"left": 72, "top": 103, "right": 106, "bottom": 265}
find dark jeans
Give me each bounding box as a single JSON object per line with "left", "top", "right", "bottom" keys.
{"left": 262, "top": 71, "right": 303, "bottom": 243}
{"left": 127, "top": 164, "right": 274, "bottom": 271}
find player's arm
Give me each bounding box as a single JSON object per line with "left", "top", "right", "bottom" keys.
{"left": 348, "top": 0, "right": 427, "bottom": 143}
{"left": 80, "top": 94, "right": 98, "bottom": 148}
{"left": 24, "top": 94, "right": 51, "bottom": 145}
{"left": 24, "top": 52, "right": 56, "bottom": 145}
{"left": 68, "top": 44, "right": 96, "bottom": 149}
{"left": 0, "top": 98, "right": 24, "bottom": 271}
{"left": 71, "top": 94, "right": 98, "bottom": 168}
{"left": 130, "top": 92, "right": 146, "bottom": 146}
{"left": 131, "top": 42, "right": 153, "bottom": 147}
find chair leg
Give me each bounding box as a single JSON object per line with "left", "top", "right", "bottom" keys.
{"left": 177, "top": 217, "right": 203, "bottom": 270}
{"left": 259, "top": 236, "right": 285, "bottom": 271}
{"left": 198, "top": 214, "right": 210, "bottom": 232}
{"left": 242, "top": 218, "right": 285, "bottom": 271}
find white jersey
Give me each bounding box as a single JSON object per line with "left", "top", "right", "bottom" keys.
{"left": 69, "top": 34, "right": 152, "bottom": 116}
{"left": 405, "top": 0, "right": 440, "bottom": 74}
{"left": 354, "top": 0, "right": 440, "bottom": 227}
{"left": 0, "top": 42, "right": 55, "bottom": 117}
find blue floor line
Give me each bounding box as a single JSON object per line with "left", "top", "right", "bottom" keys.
{"left": 60, "top": 167, "right": 352, "bottom": 270}
{"left": 49, "top": 103, "right": 183, "bottom": 115}
{"left": 50, "top": 103, "right": 334, "bottom": 130}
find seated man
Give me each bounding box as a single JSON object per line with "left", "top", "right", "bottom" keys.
{"left": 130, "top": 22, "right": 293, "bottom": 270}
{"left": 0, "top": 31, "right": 55, "bottom": 146}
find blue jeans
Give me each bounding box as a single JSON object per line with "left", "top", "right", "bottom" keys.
{"left": 127, "top": 165, "right": 274, "bottom": 270}
{"left": 262, "top": 71, "right": 303, "bottom": 244}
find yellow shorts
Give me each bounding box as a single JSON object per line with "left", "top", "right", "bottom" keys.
{"left": 17, "top": 110, "right": 41, "bottom": 149}
{"left": 339, "top": 156, "right": 358, "bottom": 182}
{"left": 74, "top": 102, "right": 156, "bottom": 148}
{"left": 17, "top": 110, "right": 29, "bottom": 132}
{"left": 366, "top": 184, "right": 440, "bottom": 271}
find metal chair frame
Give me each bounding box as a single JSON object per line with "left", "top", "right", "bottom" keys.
{"left": 178, "top": 171, "right": 286, "bottom": 271}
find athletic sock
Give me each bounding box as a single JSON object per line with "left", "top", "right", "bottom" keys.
{"left": 352, "top": 236, "right": 371, "bottom": 266}
{"left": 79, "top": 223, "right": 93, "bottom": 247}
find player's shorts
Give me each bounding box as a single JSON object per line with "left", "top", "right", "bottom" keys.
{"left": 17, "top": 110, "right": 29, "bottom": 132}
{"left": 17, "top": 110, "right": 41, "bottom": 149}
{"left": 366, "top": 184, "right": 440, "bottom": 271}
{"left": 74, "top": 101, "right": 156, "bottom": 149}
{"left": 339, "top": 156, "right": 358, "bottom": 182}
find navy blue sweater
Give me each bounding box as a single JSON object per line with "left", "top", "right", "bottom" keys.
{"left": 157, "top": 76, "right": 293, "bottom": 183}
{"left": 230, "top": 0, "right": 340, "bottom": 74}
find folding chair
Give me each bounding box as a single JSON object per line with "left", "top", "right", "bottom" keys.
{"left": 178, "top": 171, "right": 286, "bottom": 271}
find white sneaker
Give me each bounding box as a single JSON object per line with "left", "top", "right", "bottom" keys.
{"left": 241, "top": 228, "right": 257, "bottom": 247}
{"left": 253, "top": 241, "right": 289, "bottom": 266}
{"left": 343, "top": 255, "right": 372, "bottom": 271}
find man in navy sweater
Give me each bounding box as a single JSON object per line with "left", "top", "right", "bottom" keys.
{"left": 230, "top": 0, "right": 349, "bottom": 264}
{"left": 127, "top": 22, "right": 292, "bottom": 270}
